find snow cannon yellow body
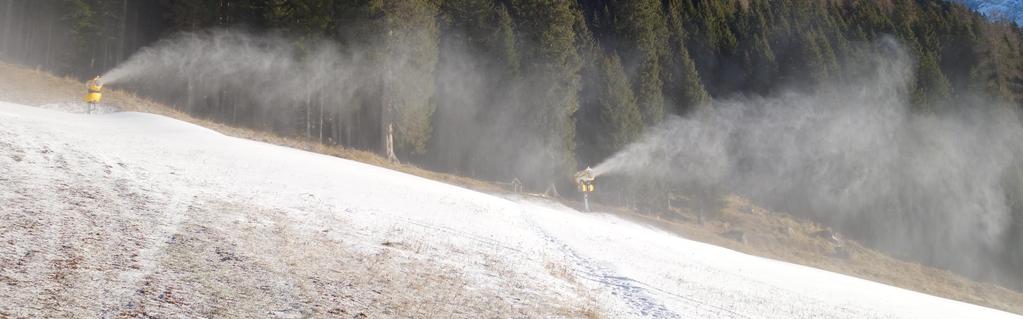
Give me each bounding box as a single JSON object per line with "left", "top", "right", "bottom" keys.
{"left": 575, "top": 167, "right": 596, "bottom": 193}
{"left": 575, "top": 167, "right": 596, "bottom": 211}
{"left": 84, "top": 77, "right": 103, "bottom": 104}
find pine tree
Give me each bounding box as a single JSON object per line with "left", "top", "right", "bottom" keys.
{"left": 63, "top": 0, "right": 125, "bottom": 76}
{"left": 63, "top": 0, "right": 99, "bottom": 74}
{"left": 510, "top": 0, "right": 583, "bottom": 186}
{"left": 494, "top": 4, "right": 520, "bottom": 81}
{"left": 597, "top": 53, "right": 643, "bottom": 155}
{"left": 793, "top": 28, "right": 829, "bottom": 86}
{"left": 382, "top": 0, "right": 439, "bottom": 155}
{"left": 664, "top": 0, "right": 710, "bottom": 112}
{"left": 573, "top": 3, "right": 603, "bottom": 165}
{"left": 913, "top": 52, "right": 952, "bottom": 109}
{"left": 613, "top": 0, "right": 668, "bottom": 124}
{"left": 166, "top": 0, "right": 220, "bottom": 31}
{"left": 267, "top": 0, "right": 334, "bottom": 37}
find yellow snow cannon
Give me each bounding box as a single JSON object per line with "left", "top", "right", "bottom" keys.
{"left": 84, "top": 76, "right": 103, "bottom": 113}
{"left": 574, "top": 167, "right": 596, "bottom": 211}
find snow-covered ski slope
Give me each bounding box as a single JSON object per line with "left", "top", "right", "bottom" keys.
{"left": 0, "top": 101, "right": 1017, "bottom": 318}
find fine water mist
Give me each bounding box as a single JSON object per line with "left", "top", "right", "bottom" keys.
{"left": 96, "top": 28, "right": 1023, "bottom": 288}
{"left": 100, "top": 28, "right": 575, "bottom": 188}
{"left": 101, "top": 30, "right": 369, "bottom": 121}
{"left": 595, "top": 38, "right": 1023, "bottom": 285}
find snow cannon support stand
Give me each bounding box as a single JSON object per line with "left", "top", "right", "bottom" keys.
{"left": 575, "top": 167, "right": 596, "bottom": 212}
{"left": 84, "top": 76, "right": 103, "bottom": 114}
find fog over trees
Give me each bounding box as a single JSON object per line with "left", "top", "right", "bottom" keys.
{"left": 2, "top": 0, "right": 1023, "bottom": 290}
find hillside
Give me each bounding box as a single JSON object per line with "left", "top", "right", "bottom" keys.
{"left": 2, "top": 91, "right": 1021, "bottom": 318}
{"left": 6, "top": 0, "right": 1023, "bottom": 292}
{"left": 2, "top": 64, "right": 1023, "bottom": 317}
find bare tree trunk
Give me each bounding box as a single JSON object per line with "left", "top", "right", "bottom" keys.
{"left": 386, "top": 123, "right": 398, "bottom": 164}
{"left": 342, "top": 111, "right": 349, "bottom": 146}
{"left": 318, "top": 95, "right": 324, "bottom": 144}
{"left": 382, "top": 71, "right": 398, "bottom": 164}
{"left": 382, "top": 96, "right": 399, "bottom": 164}
{"left": 186, "top": 77, "right": 194, "bottom": 112}
{"left": 305, "top": 93, "right": 311, "bottom": 139}
{"left": 381, "top": 28, "right": 399, "bottom": 163}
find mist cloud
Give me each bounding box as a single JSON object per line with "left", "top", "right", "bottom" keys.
{"left": 101, "top": 28, "right": 573, "bottom": 188}
{"left": 102, "top": 30, "right": 369, "bottom": 123}
{"left": 596, "top": 38, "right": 1023, "bottom": 283}
{"left": 96, "top": 30, "right": 1022, "bottom": 286}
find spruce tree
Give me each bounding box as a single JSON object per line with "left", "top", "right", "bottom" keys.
{"left": 913, "top": 52, "right": 953, "bottom": 110}
{"left": 510, "top": 0, "right": 583, "bottom": 186}
{"left": 614, "top": 0, "right": 668, "bottom": 124}
{"left": 383, "top": 0, "right": 440, "bottom": 155}
{"left": 598, "top": 53, "right": 643, "bottom": 155}
{"left": 664, "top": 0, "right": 710, "bottom": 112}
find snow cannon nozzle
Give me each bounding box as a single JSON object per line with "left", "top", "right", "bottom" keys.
{"left": 574, "top": 166, "right": 596, "bottom": 184}
{"left": 574, "top": 166, "right": 596, "bottom": 194}
{"left": 87, "top": 76, "right": 103, "bottom": 88}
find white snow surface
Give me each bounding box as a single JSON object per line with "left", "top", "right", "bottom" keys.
{"left": 0, "top": 100, "right": 1018, "bottom": 318}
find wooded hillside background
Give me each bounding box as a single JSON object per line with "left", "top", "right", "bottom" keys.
{"left": 5, "top": 1, "right": 1023, "bottom": 173}
{"left": 3, "top": 0, "right": 1023, "bottom": 290}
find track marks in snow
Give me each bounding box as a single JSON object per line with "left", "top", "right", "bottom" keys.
{"left": 5, "top": 104, "right": 1000, "bottom": 318}
{"left": 107, "top": 198, "right": 548, "bottom": 318}
{"left": 0, "top": 123, "right": 183, "bottom": 317}
{"left": 0, "top": 112, "right": 597, "bottom": 318}
{"left": 340, "top": 206, "right": 597, "bottom": 317}
{"left": 522, "top": 212, "right": 681, "bottom": 319}
{"left": 517, "top": 204, "right": 892, "bottom": 318}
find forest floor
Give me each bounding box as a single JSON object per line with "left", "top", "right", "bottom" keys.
{"left": 1, "top": 62, "right": 1021, "bottom": 316}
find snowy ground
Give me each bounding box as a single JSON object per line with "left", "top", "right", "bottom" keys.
{"left": 0, "top": 101, "right": 1018, "bottom": 318}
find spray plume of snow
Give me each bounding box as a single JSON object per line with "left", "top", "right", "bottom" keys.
{"left": 595, "top": 38, "right": 1023, "bottom": 283}
{"left": 101, "top": 30, "right": 369, "bottom": 120}
{"left": 95, "top": 31, "right": 1023, "bottom": 286}
{"left": 101, "top": 28, "right": 578, "bottom": 188}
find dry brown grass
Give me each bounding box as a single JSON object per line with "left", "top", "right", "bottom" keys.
{"left": 2, "top": 62, "right": 1021, "bottom": 315}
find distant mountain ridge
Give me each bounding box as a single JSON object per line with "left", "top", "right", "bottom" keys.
{"left": 957, "top": 0, "right": 1023, "bottom": 25}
